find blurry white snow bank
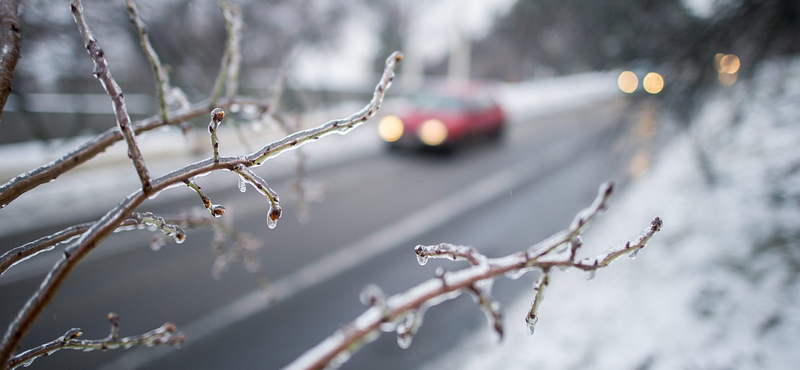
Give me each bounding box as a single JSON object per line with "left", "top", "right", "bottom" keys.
{"left": 421, "top": 57, "right": 800, "bottom": 369}
{"left": 494, "top": 71, "right": 620, "bottom": 123}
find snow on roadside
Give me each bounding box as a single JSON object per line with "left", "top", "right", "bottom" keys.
{"left": 421, "top": 57, "right": 800, "bottom": 369}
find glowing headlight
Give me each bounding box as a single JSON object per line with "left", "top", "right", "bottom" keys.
{"left": 418, "top": 119, "right": 448, "bottom": 146}
{"left": 378, "top": 115, "right": 404, "bottom": 142}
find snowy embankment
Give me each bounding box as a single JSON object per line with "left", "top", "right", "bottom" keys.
{"left": 422, "top": 58, "right": 800, "bottom": 369}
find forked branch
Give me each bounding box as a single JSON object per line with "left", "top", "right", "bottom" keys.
{"left": 0, "top": 51, "right": 402, "bottom": 367}
{"left": 5, "top": 314, "right": 183, "bottom": 370}
{"left": 282, "top": 183, "right": 663, "bottom": 370}
{"left": 70, "top": 0, "right": 152, "bottom": 194}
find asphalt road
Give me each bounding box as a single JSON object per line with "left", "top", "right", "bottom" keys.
{"left": 0, "top": 98, "right": 637, "bottom": 370}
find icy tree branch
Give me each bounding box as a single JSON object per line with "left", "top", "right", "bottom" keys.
{"left": 0, "top": 0, "right": 21, "bottom": 120}
{"left": 282, "top": 183, "right": 663, "bottom": 370}
{"left": 0, "top": 96, "right": 264, "bottom": 209}
{"left": 125, "top": 0, "right": 171, "bottom": 124}
{"left": 185, "top": 179, "right": 226, "bottom": 217}
{"left": 209, "top": 0, "right": 243, "bottom": 106}
{"left": 208, "top": 108, "right": 225, "bottom": 162}
{"left": 0, "top": 51, "right": 402, "bottom": 367}
{"left": 70, "top": 0, "right": 153, "bottom": 194}
{"left": 0, "top": 212, "right": 229, "bottom": 278}
{"left": 248, "top": 52, "right": 402, "bottom": 166}
{"left": 5, "top": 313, "right": 183, "bottom": 370}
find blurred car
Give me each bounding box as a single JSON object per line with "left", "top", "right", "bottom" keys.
{"left": 378, "top": 86, "right": 506, "bottom": 150}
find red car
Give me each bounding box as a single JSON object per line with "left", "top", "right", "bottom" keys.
{"left": 378, "top": 86, "right": 506, "bottom": 150}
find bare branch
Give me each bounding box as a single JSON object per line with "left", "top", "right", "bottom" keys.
{"left": 208, "top": 108, "right": 225, "bottom": 162}
{"left": 70, "top": 0, "right": 152, "bottom": 194}
{"left": 0, "top": 0, "right": 21, "bottom": 120}
{"left": 0, "top": 51, "right": 402, "bottom": 366}
{"left": 185, "top": 179, "right": 226, "bottom": 217}
{"left": 0, "top": 96, "right": 259, "bottom": 210}
{"left": 414, "top": 243, "right": 487, "bottom": 266}
{"left": 209, "top": 0, "right": 243, "bottom": 106}
{"left": 233, "top": 164, "right": 281, "bottom": 229}
{"left": 525, "top": 268, "right": 550, "bottom": 335}
{"left": 526, "top": 182, "right": 613, "bottom": 259}
{"left": 248, "top": 51, "right": 403, "bottom": 166}
{"left": 281, "top": 183, "right": 663, "bottom": 370}
{"left": 0, "top": 223, "right": 91, "bottom": 277}
{"left": 5, "top": 314, "right": 183, "bottom": 370}
{"left": 128, "top": 212, "right": 187, "bottom": 244}
{"left": 125, "top": 0, "right": 170, "bottom": 124}
{"left": 0, "top": 212, "right": 226, "bottom": 278}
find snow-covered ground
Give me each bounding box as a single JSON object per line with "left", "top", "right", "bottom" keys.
{"left": 421, "top": 57, "right": 800, "bottom": 369}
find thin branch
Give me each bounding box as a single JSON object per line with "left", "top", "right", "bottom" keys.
{"left": 0, "top": 212, "right": 226, "bottom": 277}
{"left": 5, "top": 314, "right": 183, "bottom": 370}
{"left": 185, "top": 179, "right": 225, "bottom": 217}
{"left": 0, "top": 0, "right": 21, "bottom": 120}
{"left": 0, "top": 96, "right": 262, "bottom": 210}
{"left": 128, "top": 212, "right": 186, "bottom": 244}
{"left": 248, "top": 52, "right": 402, "bottom": 166}
{"left": 414, "top": 243, "right": 486, "bottom": 266}
{"left": 125, "top": 0, "right": 170, "bottom": 124}
{"left": 0, "top": 222, "right": 92, "bottom": 277}
{"left": 208, "top": 108, "right": 225, "bottom": 162}
{"left": 209, "top": 0, "right": 243, "bottom": 106}
{"left": 70, "top": 0, "right": 152, "bottom": 194}
{"left": 281, "top": 184, "right": 663, "bottom": 370}
{"left": 526, "top": 182, "right": 613, "bottom": 260}
{"left": 0, "top": 51, "right": 402, "bottom": 366}
{"left": 232, "top": 164, "right": 281, "bottom": 229}
{"left": 223, "top": 3, "right": 243, "bottom": 100}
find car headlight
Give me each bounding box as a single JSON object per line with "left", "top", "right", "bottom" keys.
{"left": 378, "top": 115, "right": 404, "bottom": 142}
{"left": 418, "top": 119, "right": 448, "bottom": 146}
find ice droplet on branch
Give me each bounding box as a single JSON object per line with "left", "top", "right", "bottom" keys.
{"left": 585, "top": 270, "right": 596, "bottom": 281}
{"left": 525, "top": 314, "right": 538, "bottom": 335}
{"left": 237, "top": 175, "right": 247, "bottom": 193}
{"left": 266, "top": 205, "right": 281, "bottom": 229}
{"left": 416, "top": 254, "right": 428, "bottom": 266}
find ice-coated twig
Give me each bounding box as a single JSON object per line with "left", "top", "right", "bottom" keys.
{"left": 70, "top": 0, "right": 152, "bottom": 194}
{"left": 0, "top": 222, "right": 92, "bottom": 277}
{"left": 0, "top": 52, "right": 403, "bottom": 366}
{"left": 5, "top": 313, "right": 183, "bottom": 370}
{"left": 223, "top": 3, "right": 242, "bottom": 100}
{"left": 185, "top": 179, "right": 225, "bottom": 217}
{"left": 208, "top": 108, "right": 225, "bottom": 162}
{"left": 281, "top": 183, "right": 662, "bottom": 370}
{"left": 248, "top": 51, "right": 403, "bottom": 166}
{"left": 526, "top": 182, "right": 613, "bottom": 260}
{"left": 0, "top": 96, "right": 265, "bottom": 209}
{"left": 525, "top": 268, "right": 550, "bottom": 335}
{"left": 414, "top": 243, "right": 487, "bottom": 266}
{"left": 128, "top": 212, "right": 187, "bottom": 244}
{"left": 210, "top": 0, "right": 243, "bottom": 106}
{"left": 467, "top": 283, "right": 504, "bottom": 341}
{"left": 0, "top": 0, "right": 21, "bottom": 120}
{"left": 233, "top": 164, "right": 282, "bottom": 229}
{"left": 574, "top": 217, "right": 663, "bottom": 270}
{"left": 125, "top": 0, "right": 170, "bottom": 124}
{"left": 0, "top": 212, "right": 236, "bottom": 278}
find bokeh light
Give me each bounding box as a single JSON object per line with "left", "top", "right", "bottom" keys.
{"left": 719, "top": 54, "right": 741, "bottom": 74}
{"left": 378, "top": 115, "right": 404, "bottom": 142}
{"left": 642, "top": 72, "right": 664, "bottom": 94}
{"left": 419, "top": 119, "right": 448, "bottom": 146}
{"left": 714, "top": 53, "right": 741, "bottom": 86}
{"left": 618, "top": 71, "right": 638, "bottom": 93}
